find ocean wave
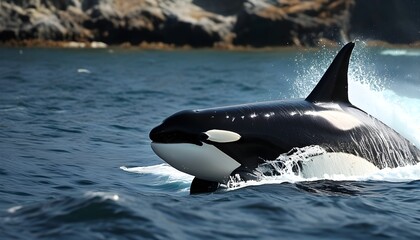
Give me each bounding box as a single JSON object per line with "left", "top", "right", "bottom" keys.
{"left": 3, "top": 181, "right": 418, "bottom": 239}
{"left": 380, "top": 49, "right": 420, "bottom": 57}
{"left": 1, "top": 192, "right": 165, "bottom": 239}
{"left": 122, "top": 161, "right": 420, "bottom": 193}
{"left": 121, "top": 164, "right": 194, "bottom": 183}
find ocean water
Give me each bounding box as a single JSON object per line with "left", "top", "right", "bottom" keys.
{"left": 0, "top": 45, "right": 419, "bottom": 239}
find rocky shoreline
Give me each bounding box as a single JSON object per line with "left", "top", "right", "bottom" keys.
{"left": 1, "top": 0, "right": 419, "bottom": 48}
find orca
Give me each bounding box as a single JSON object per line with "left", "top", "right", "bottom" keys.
{"left": 149, "top": 42, "right": 420, "bottom": 194}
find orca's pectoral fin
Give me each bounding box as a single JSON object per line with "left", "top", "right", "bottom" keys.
{"left": 190, "top": 177, "right": 220, "bottom": 194}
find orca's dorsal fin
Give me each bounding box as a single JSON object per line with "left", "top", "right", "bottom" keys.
{"left": 306, "top": 42, "right": 355, "bottom": 104}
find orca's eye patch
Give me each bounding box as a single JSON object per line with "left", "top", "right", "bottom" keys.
{"left": 202, "top": 129, "right": 241, "bottom": 143}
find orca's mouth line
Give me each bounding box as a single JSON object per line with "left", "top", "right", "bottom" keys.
{"left": 149, "top": 129, "right": 205, "bottom": 146}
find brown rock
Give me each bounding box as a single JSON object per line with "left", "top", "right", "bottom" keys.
{"left": 2, "top": 0, "right": 416, "bottom": 47}
{"left": 233, "top": 0, "right": 353, "bottom": 47}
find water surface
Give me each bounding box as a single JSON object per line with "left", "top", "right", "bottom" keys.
{"left": 0, "top": 46, "right": 419, "bottom": 239}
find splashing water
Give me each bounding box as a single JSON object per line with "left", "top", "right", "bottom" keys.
{"left": 292, "top": 42, "right": 385, "bottom": 95}
{"left": 226, "top": 146, "right": 326, "bottom": 190}
{"left": 121, "top": 165, "right": 193, "bottom": 192}
{"left": 121, "top": 164, "right": 194, "bottom": 183}
{"left": 293, "top": 42, "right": 420, "bottom": 147}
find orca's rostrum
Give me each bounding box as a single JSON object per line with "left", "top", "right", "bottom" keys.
{"left": 149, "top": 42, "right": 420, "bottom": 194}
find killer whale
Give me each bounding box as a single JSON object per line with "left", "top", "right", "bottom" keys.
{"left": 149, "top": 42, "right": 420, "bottom": 194}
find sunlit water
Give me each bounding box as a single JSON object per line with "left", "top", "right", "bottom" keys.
{"left": 0, "top": 45, "right": 419, "bottom": 239}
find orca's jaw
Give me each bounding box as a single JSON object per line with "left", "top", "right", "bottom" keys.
{"left": 151, "top": 142, "right": 241, "bottom": 182}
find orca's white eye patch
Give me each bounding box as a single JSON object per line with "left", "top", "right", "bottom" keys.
{"left": 204, "top": 129, "right": 241, "bottom": 143}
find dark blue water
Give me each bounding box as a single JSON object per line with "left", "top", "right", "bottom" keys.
{"left": 0, "top": 46, "right": 419, "bottom": 239}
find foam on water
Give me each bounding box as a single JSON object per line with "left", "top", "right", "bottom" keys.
{"left": 225, "top": 163, "right": 420, "bottom": 192}
{"left": 122, "top": 159, "right": 420, "bottom": 193}
{"left": 121, "top": 164, "right": 194, "bottom": 192}
{"left": 380, "top": 49, "right": 420, "bottom": 57}
{"left": 84, "top": 191, "right": 121, "bottom": 201}
{"left": 121, "top": 164, "right": 194, "bottom": 184}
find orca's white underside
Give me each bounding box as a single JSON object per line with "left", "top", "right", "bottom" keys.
{"left": 151, "top": 143, "right": 379, "bottom": 182}
{"left": 151, "top": 142, "right": 241, "bottom": 182}
{"left": 300, "top": 152, "right": 379, "bottom": 178}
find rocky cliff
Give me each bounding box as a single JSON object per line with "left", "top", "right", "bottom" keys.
{"left": 0, "top": 0, "right": 418, "bottom": 48}
{"left": 349, "top": 0, "right": 419, "bottom": 45}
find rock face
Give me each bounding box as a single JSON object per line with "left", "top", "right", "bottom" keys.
{"left": 0, "top": 0, "right": 418, "bottom": 47}
{"left": 0, "top": 0, "right": 237, "bottom": 47}
{"left": 0, "top": 0, "right": 90, "bottom": 42}
{"left": 233, "top": 0, "right": 352, "bottom": 47}
{"left": 349, "top": 0, "right": 420, "bottom": 44}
